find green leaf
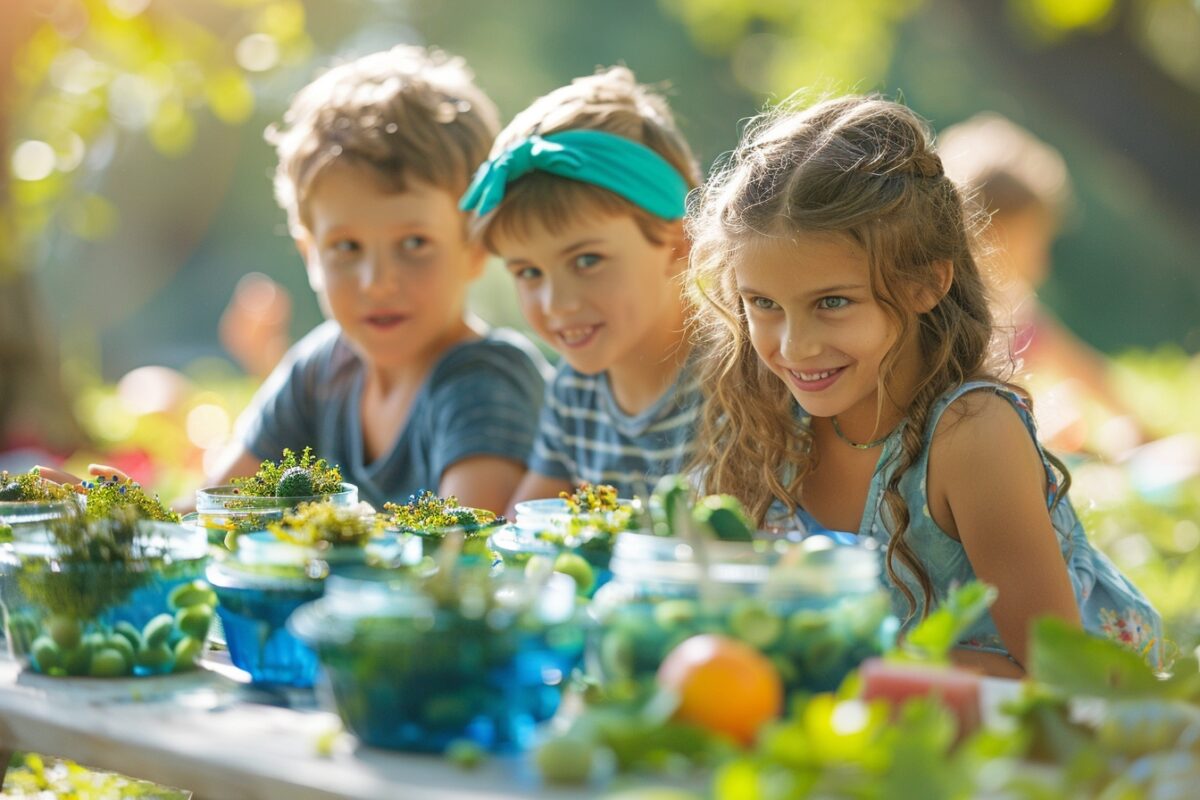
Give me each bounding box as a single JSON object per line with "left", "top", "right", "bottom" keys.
{"left": 899, "top": 581, "right": 998, "bottom": 662}
{"left": 1028, "top": 617, "right": 1178, "bottom": 699}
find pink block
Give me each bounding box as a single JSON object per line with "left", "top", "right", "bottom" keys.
{"left": 859, "top": 658, "right": 983, "bottom": 736}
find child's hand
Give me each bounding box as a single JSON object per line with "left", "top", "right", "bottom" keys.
{"left": 34, "top": 463, "right": 135, "bottom": 493}
{"left": 219, "top": 272, "right": 292, "bottom": 380}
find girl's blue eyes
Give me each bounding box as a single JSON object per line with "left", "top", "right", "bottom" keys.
{"left": 573, "top": 253, "right": 601, "bottom": 270}
{"left": 817, "top": 296, "right": 851, "bottom": 310}
{"left": 749, "top": 296, "right": 778, "bottom": 310}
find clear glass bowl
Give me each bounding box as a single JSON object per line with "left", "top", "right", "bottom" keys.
{"left": 205, "top": 531, "right": 406, "bottom": 687}
{"left": 387, "top": 509, "right": 505, "bottom": 561}
{"left": 289, "top": 570, "right": 584, "bottom": 753}
{"left": 192, "top": 483, "right": 359, "bottom": 547}
{"left": 490, "top": 525, "right": 616, "bottom": 598}
{"left": 0, "top": 498, "right": 80, "bottom": 542}
{"left": 0, "top": 519, "right": 213, "bottom": 678}
{"left": 588, "top": 533, "right": 896, "bottom": 694}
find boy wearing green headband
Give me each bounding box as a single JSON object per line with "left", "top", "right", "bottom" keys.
{"left": 463, "top": 67, "right": 702, "bottom": 502}
{"left": 211, "top": 46, "right": 548, "bottom": 512}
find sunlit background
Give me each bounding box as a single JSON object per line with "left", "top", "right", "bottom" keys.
{"left": 2, "top": 0, "right": 1199, "bottom": 649}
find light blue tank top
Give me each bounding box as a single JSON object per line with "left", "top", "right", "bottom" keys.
{"left": 796, "top": 380, "right": 1163, "bottom": 665}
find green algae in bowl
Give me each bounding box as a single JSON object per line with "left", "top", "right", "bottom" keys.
{"left": 0, "top": 510, "right": 213, "bottom": 677}
{"left": 588, "top": 534, "right": 896, "bottom": 696}
{"left": 383, "top": 491, "right": 504, "bottom": 559}
{"left": 0, "top": 471, "right": 80, "bottom": 543}
{"left": 290, "top": 566, "right": 584, "bottom": 753}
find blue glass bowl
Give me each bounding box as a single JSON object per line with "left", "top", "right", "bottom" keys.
{"left": 490, "top": 525, "right": 614, "bottom": 598}
{"left": 290, "top": 571, "right": 584, "bottom": 752}
{"left": 206, "top": 531, "right": 405, "bottom": 687}
{"left": 0, "top": 519, "right": 213, "bottom": 677}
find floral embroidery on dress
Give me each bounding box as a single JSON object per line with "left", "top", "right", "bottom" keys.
{"left": 1099, "top": 607, "right": 1151, "bottom": 650}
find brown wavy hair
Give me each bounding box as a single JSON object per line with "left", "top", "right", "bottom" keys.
{"left": 687, "top": 95, "right": 1069, "bottom": 619}
{"left": 267, "top": 45, "right": 500, "bottom": 237}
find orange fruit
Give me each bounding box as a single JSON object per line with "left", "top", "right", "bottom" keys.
{"left": 656, "top": 633, "right": 783, "bottom": 746}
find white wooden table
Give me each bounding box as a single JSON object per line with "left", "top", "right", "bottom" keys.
{"left": 0, "top": 652, "right": 1024, "bottom": 799}
{"left": 0, "top": 654, "right": 600, "bottom": 800}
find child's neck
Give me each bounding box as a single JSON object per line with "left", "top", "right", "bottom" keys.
{"left": 364, "top": 315, "right": 481, "bottom": 397}
{"left": 605, "top": 310, "right": 690, "bottom": 416}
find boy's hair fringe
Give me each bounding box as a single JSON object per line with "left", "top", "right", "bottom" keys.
{"left": 267, "top": 45, "right": 500, "bottom": 236}
{"left": 686, "top": 94, "right": 1071, "bottom": 621}
{"left": 473, "top": 66, "right": 702, "bottom": 250}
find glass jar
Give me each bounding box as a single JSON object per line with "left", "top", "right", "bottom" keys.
{"left": 205, "top": 531, "right": 406, "bottom": 687}
{"left": 289, "top": 570, "right": 584, "bottom": 753}
{"left": 192, "top": 483, "right": 359, "bottom": 547}
{"left": 497, "top": 496, "right": 638, "bottom": 596}
{"left": 0, "top": 518, "right": 213, "bottom": 677}
{"left": 588, "top": 533, "right": 895, "bottom": 694}
{"left": 388, "top": 512, "right": 505, "bottom": 561}
{"left": 490, "top": 524, "right": 616, "bottom": 598}
{"left": 0, "top": 498, "right": 79, "bottom": 543}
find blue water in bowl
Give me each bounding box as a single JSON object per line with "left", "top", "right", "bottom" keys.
{"left": 212, "top": 581, "right": 322, "bottom": 687}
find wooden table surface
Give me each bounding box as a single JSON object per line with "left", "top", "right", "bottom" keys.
{"left": 0, "top": 654, "right": 602, "bottom": 800}
{"left": 0, "top": 652, "right": 1023, "bottom": 800}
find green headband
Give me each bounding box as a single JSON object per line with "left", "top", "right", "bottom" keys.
{"left": 459, "top": 129, "right": 688, "bottom": 220}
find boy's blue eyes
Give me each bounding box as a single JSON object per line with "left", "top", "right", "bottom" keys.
{"left": 573, "top": 253, "right": 601, "bottom": 269}
{"left": 326, "top": 236, "right": 429, "bottom": 256}
{"left": 513, "top": 266, "right": 542, "bottom": 280}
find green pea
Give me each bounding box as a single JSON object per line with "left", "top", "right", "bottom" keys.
{"left": 89, "top": 648, "right": 130, "bottom": 678}
{"left": 172, "top": 636, "right": 205, "bottom": 671}
{"left": 168, "top": 580, "right": 218, "bottom": 610}
{"left": 105, "top": 634, "right": 136, "bottom": 666}
{"left": 600, "top": 629, "right": 635, "bottom": 680}
{"left": 142, "top": 613, "right": 175, "bottom": 649}
{"left": 135, "top": 643, "right": 174, "bottom": 672}
{"left": 47, "top": 615, "right": 82, "bottom": 650}
{"left": 62, "top": 645, "right": 92, "bottom": 676}
{"left": 113, "top": 621, "right": 142, "bottom": 651}
{"left": 653, "top": 599, "right": 699, "bottom": 631}
{"left": 82, "top": 632, "right": 107, "bottom": 653}
{"left": 535, "top": 735, "right": 595, "bottom": 785}
{"left": 175, "top": 605, "right": 213, "bottom": 641}
{"left": 31, "top": 636, "right": 61, "bottom": 672}
{"left": 445, "top": 739, "right": 486, "bottom": 769}
{"left": 553, "top": 552, "right": 595, "bottom": 595}
{"left": 6, "top": 613, "right": 38, "bottom": 653}
{"left": 728, "top": 599, "right": 783, "bottom": 649}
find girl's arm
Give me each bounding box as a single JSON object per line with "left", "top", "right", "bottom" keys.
{"left": 930, "top": 391, "right": 1081, "bottom": 670}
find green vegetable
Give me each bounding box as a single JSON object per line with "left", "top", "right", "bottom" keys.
{"left": 175, "top": 605, "right": 213, "bottom": 640}
{"left": 275, "top": 466, "right": 314, "bottom": 497}
{"left": 232, "top": 447, "right": 344, "bottom": 497}
{"left": 168, "top": 580, "right": 217, "bottom": 610}
{"left": 445, "top": 739, "right": 486, "bottom": 769}
{"left": 535, "top": 735, "right": 595, "bottom": 785}
{"left": 142, "top": 613, "right": 175, "bottom": 649}
{"left": 693, "top": 495, "right": 754, "bottom": 541}
{"left": 553, "top": 552, "right": 595, "bottom": 594}
{"left": 88, "top": 647, "right": 130, "bottom": 677}
{"left": 172, "top": 636, "right": 205, "bottom": 671}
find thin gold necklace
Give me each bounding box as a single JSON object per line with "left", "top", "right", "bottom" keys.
{"left": 831, "top": 415, "right": 890, "bottom": 450}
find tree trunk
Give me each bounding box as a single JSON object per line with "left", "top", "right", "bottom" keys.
{"left": 1, "top": 0, "right": 89, "bottom": 455}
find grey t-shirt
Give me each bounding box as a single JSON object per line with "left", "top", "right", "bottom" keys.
{"left": 527, "top": 358, "right": 701, "bottom": 499}
{"left": 236, "top": 321, "right": 550, "bottom": 508}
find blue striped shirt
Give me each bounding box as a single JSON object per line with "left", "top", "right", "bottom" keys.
{"left": 528, "top": 359, "right": 701, "bottom": 498}
{"left": 236, "top": 321, "right": 549, "bottom": 508}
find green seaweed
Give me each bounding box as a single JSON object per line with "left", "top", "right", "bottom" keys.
{"left": 231, "top": 447, "right": 344, "bottom": 497}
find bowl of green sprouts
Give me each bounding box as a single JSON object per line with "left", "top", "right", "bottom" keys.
{"left": 193, "top": 448, "right": 357, "bottom": 548}
{"left": 383, "top": 491, "right": 504, "bottom": 560}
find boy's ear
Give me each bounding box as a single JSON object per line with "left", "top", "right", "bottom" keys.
{"left": 465, "top": 239, "right": 489, "bottom": 281}
{"left": 294, "top": 230, "right": 325, "bottom": 293}
{"left": 914, "top": 259, "right": 953, "bottom": 312}
{"left": 664, "top": 220, "right": 690, "bottom": 277}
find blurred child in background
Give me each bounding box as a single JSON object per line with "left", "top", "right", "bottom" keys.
{"left": 939, "top": 113, "right": 1143, "bottom": 456}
